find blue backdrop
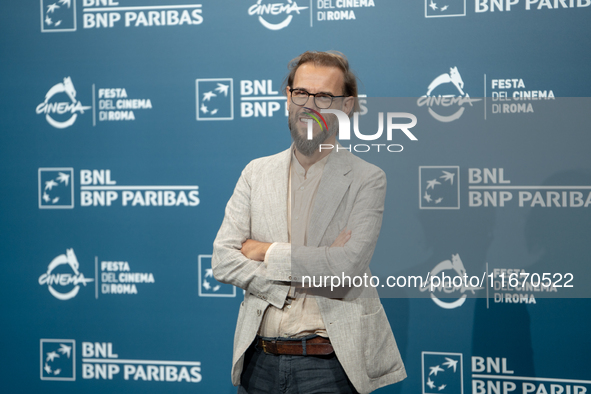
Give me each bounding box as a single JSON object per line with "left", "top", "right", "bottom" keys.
{"left": 1, "top": 1, "right": 590, "bottom": 393}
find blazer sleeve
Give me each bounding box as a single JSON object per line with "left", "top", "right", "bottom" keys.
{"left": 265, "top": 166, "right": 386, "bottom": 287}
{"left": 211, "top": 162, "right": 289, "bottom": 309}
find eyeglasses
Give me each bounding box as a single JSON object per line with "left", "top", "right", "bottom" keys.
{"left": 288, "top": 88, "right": 346, "bottom": 109}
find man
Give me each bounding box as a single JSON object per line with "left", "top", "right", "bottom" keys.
{"left": 212, "top": 51, "right": 405, "bottom": 394}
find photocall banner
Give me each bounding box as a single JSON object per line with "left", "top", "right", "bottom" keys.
{"left": 1, "top": 1, "right": 590, "bottom": 393}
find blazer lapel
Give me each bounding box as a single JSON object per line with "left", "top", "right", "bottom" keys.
{"left": 307, "top": 149, "right": 352, "bottom": 247}
{"left": 262, "top": 147, "right": 291, "bottom": 243}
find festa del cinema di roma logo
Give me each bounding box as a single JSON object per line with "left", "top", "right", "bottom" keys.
{"left": 36, "top": 77, "right": 91, "bottom": 128}
{"left": 418, "top": 67, "right": 480, "bottom": 122}
{"left": 419, "top": 253, "right": 482, "bottom": 309}
{"left": 304, "top": 107, "right": 418, "bottom": 153}
{"left": 248, "top": 0, "right": 308, "bottom": 30}
{"left": 38, "top": 249, "right": 94, "bottom": 300}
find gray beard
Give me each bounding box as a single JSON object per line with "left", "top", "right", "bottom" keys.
{"left": 288, "top": 112, "right": 337, "bottom": 157}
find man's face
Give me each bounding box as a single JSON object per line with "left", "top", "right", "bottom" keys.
{"left": 287, "top": 63, "right": 349, "bottom": 157}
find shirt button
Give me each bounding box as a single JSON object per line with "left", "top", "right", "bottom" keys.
{"left": 287, "top": 305, "right": 292, "bottom": 309}
{"left": 300, "top": 186, "right": 304, "bottom": 190}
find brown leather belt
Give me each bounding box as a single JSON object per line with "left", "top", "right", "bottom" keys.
{"left": 256, "top": 336, "right": 334, "bottom": 356}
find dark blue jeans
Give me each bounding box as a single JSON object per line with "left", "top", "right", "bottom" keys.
{"left": 237, "top": 339, "right": 359, "bottom": 394}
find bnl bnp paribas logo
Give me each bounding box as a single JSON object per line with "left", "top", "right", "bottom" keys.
{"left": 420, "top": 166, "right": 591, "bottom": 209}
{"left": 422, "top": 353, "right": 591, "bottom": 394}
{"left": 38, "top": 168, "right": 200, "bottom": 208}
{"left": 41, "top": 0, "right": 204, "bottom": 31}
{"left": 40, "top": 340, "right": 202, "bottom": 383}
{"left": 417, "top": 67, "right": 480, "bottom": 122}
{"left": 196, "top": 78, "right": 287, "bottom": 120}
{"left": 41, "top": 339, "right": 76, "bottom": 380}
{"left": 422, "top": 352, "right": 463, "bottom": 394}
{"left": 41, "top": 0, "right": 76, "bottom": 32}
{"left": 425, "top": 0, "right": 466, "bottom": 17}
{"left": 36, "top": 77, "right": 91, "bottom": 128}
{"left": 39, "top": 168, "right": 75, "bottom": 208}
{"left": 420, "top": 166, "right": 460, "bottom": 209}
{"left": 198, "top": 255, "right": 236, "bottom": 297}
{"left": 248, "top": 0, "right": 309, "bottom": 30}
{"left": 195, "top": 79, "right": 234, "bottom": 120}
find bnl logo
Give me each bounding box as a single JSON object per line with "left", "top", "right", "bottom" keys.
{"left": 39, "top": 168, "right": 74, "bottom": 209}
{"left": 419, "top": 166, "right": 460, "bottom": 209}
{"left": 196, "top": 79, "right": 234, "bottom": 121}
{"left": 40, "top": 339, "right": 75, "bottom": 381}
{"left": 198, "top": 255, "right": 236, "bottom": 297}
{"left": 41, "top": 0, "right": 77, "bottom": 32}
{"left": 425, "top": 0, "right": 466, "bottom": 17}
{"left": 422, "top": 352, "right": 463, "bottom": 394}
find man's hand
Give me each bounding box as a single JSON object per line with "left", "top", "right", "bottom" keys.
{"left": 240, "top": 239, "right": 272, "bottom": 261}
{"left": 331, "top": 228, "right": 352, "bottom": 247}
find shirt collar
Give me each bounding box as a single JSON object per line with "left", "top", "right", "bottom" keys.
{"left": 291, "top": 148, "right": 331, "bottom": 178}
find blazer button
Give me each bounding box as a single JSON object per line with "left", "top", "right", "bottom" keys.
{"left": 288, "top": 276, "right": 292, "bottom": 280}
{"left": 257, "top": 309, "right": 262, "bottom": 316}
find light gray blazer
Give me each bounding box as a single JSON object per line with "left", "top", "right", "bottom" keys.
{"left": 212, "top": 146, "right": 406, "bottom": 394}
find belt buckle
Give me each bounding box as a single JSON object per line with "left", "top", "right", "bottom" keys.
{"left": 261, "top": 339, "right": 274, "bottom": 354}
{"left": 261, "top": 340, "right": 268, "bottom": 354}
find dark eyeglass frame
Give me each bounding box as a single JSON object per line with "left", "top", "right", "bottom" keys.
{"left": 288, "top": 88, "right": 346, "bottom": 109}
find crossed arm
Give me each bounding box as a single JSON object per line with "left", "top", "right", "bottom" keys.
{"left": 240, "top": 229, "right": 352, "bottom": 261}
{"left": 212, "top": 159, "right": 385, "bottom": 306}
